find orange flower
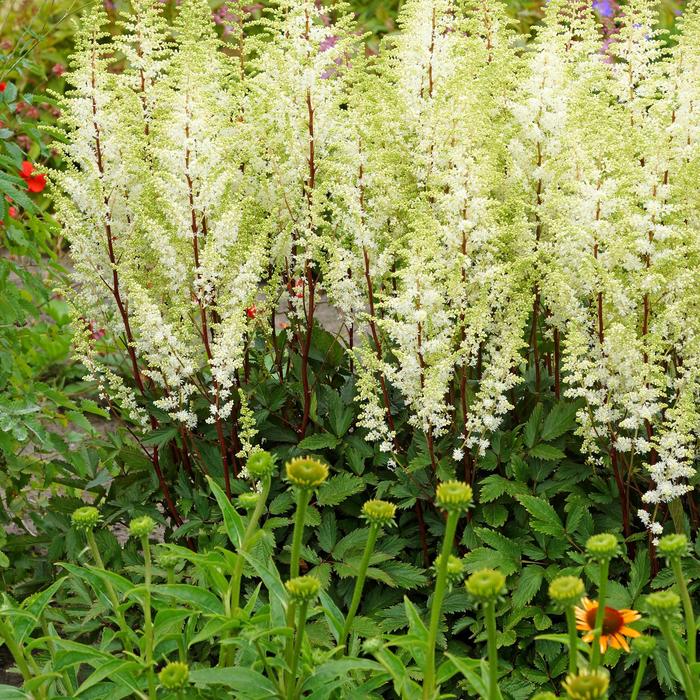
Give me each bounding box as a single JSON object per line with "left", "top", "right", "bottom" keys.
{"left": 575, "top": 597, "right": 641, "bottom": 653}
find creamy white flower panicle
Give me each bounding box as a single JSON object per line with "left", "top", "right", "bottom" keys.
{"left": 50, "top": 0, "right": 700, "bottom": 527}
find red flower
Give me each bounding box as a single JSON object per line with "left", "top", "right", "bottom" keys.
{"left": 19, "top": 161, "right": 46, "bottom": 193}
{"left": 0, "top": 82, "right": 5, "bottom": 92}
{"left": 8, "top": 206, "right": 18, "bottom": 218}
{"left": 245, "top": 305, "right": 257, "bottom": 319}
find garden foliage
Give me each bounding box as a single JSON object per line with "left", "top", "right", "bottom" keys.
{"left": 0, "top": 0, "right": 700, "bottom": 698}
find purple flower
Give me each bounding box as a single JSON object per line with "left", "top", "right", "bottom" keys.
{"left": 593, "top": 0, "right": 615, "bottom": 18}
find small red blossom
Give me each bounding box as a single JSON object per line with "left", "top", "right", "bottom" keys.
{"left": 245, "top": 305, "right": 257, "bottom": 319}
{"left": 51, "top": 63, "right": 66, "bottom": 77}
{"left": 0, "top": 82, "right": 5, "bottom": 92}
{"left": 19, "top": 161, "right": 46, "bottom": 193}
{"left": 8, "top": 206, "right": 18, "bottom": 219}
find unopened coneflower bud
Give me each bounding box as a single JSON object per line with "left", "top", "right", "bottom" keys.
{"left": 465, "top": 568, "right": 506, "bottom": 603}
{"left": 435, "top": 480, "right": 473, "bottom": 513}
{"left": 362, "top": 499, "right": 397, "bottom": 527}
{"left": 657, "top": 533, "right": 688, "bottom": 561}
{"left": 285, "top": 575, "right": 321, "bottom": 603}
{"left": 285, "top": 456, "right": 329, "bottom": 489}
{"left": 158, "top": 661, "right": 189, "bottom": 689}
{"left": 562, "top": 668, "right": 609, "bottom": 699}
{"left": 645, "top": 590, "right": 680, "bottom": 616}
{"left": 585, "top": 533, "right": 619, "bottom": 562}
{"left": 434, "top": 554, "right": 465, "bottom": 585}
{"left": 549, "top": 576, "right": 585, "bottom": 607}
{"left": 246, "top": 450, "right": 276, "bottom": 479}
{"left": 71, "top": 506, "right": 100, "bottom": 532}
{"left": 631, "top": 634, "right": 657, "bottom": 657}
{"left": 129, "top": 515, "right": 156, "bottom": 539}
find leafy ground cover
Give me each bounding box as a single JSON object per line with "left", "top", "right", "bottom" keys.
{"left": 0, "top": 0, "right": 698, "bottom": 699}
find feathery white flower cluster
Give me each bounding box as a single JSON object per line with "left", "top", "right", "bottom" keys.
{"left": 50, "top": 0, "right": 700, "bottom": 532}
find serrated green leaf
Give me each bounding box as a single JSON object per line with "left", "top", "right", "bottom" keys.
{"left": 298, "top": 433, "right": 340, "bottom": 450}
{"left": 317, "top": 473, "right": 365, "bottom": 507}
{"left": 541, "top": 402, "right": 579, "bottom": 441}
{"left": 516, "top": 495, "right": 565, "bottom": 538}
{"left": 528, "top": 444, "right": 566, "bottom": 461}
{"left": 512, "top": 566, "right": 544, "bottom": 608}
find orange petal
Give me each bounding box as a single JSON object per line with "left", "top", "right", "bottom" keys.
{"left": 577, "top": 623, "right": 592, "bottom": 631}
{"left": 621, "top": 610, "right": 641, "bottom": 623}
{"left": 620, "top": 626, "right": 641, "bottom": 638}
{"left": 582, "top": 631, "right": 594, "bottom": 642}
{"left": 609, "top": 634, "right": 622, "bottom": 650}
{"left": 599, "top": 635, "right": 608, "bottom": 653}
{"left": 616, "top": 634, "right": 630, "bottom": 652}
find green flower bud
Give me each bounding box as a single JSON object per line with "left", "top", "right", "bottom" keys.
{"left": 562, "top": 668, "right": 610, "bottom": 700}
{"left": 465, "top": 568, "right": 506, "bottom": 603}
{"left": 362, "top": 499, "right": 397, "bottom": 527}
{"left": 238, "top": 492, "right": 261, "bottom": 510}
{"left": 549, "top": 576, "right": 585, "bottom": 607}
{"left": 71, "top": 506, "right": 101, "bottom": 532}
{"left": 285, "top": 575, "right": 321, "bottom": 603}
{"left": 362, "top": 637, "right": 383, "bottom": 654}
{"left": 435, "top": 554, "right": 465, "bottom": 585}
{"left": 631, "top": 634, "right": 657, "bottom": 657}
{"left": 585, "top": 533, "right": 619, "bottom": 561}
{"left": 156, "top": 548, "right": 179, "bottom": 570}
{"left": 285, "top": 457, "right": 329, "bottom": 489}
{"left": 435, "top": 480, "right": 473, "bottom": 513}
{"left": 657, "top": 533, "right": 688, "bottom": 561}
{"left": 158, "top": 661, "right": 189, "bottom": 689}
{"left": 531, "top": 693, "right": 558, "bottom": 700}
{"left": 129, "top": 515, "right": 156, "bottom": 539}
{"left": 246, "top": 450, "right": 277, "bottom": 480}
{"left": 646, "top": 589, "right": 681, "bottom": 616}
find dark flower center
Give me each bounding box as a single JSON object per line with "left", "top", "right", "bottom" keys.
{"left": 586, "top": 605, "right": 624, "bottom": 635}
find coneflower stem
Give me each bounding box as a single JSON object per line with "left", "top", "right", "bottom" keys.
{"left": 484, "top": 601, "right": 501, "bottom": 700}
{"left": 630, "top": 655, "right": 647, "bottom": 700}
{"left": 590, "top": 560, "right": 609, "bottom": 669}
{"left": 670, "top": 557, "right": 696, "bottom": 665}
{"left": 287, "top": 600, "right": 310, "bottom": 700}
{"left": 423, "top": 510, "right": 460, "bottom": 700}
{"left": 339, "top": 522, "right": 379, "bottom": 652}
{"left": 86, "top": 530, "right": 133, "bottom": 652}
{"left": 657, "top": 617, "right": 699, "bottom": 700}
{"left": 565, "top": 606, "right": 578, "bottom": 674}
{"left": 141, "top": 535, "right": 156, "bottom": 700}
{"left": 290, "top": 489, "right": 311, "bottom": 580}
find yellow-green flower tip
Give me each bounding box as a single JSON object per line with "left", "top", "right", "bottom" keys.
{"left": 129, "top": 515, "right": 156, "bottom": 539}
{"left": 631, "top": 634, "right": 657, "bottom": 657}
{"left": 285, "top": 575, "right": 321, "bottom": 603}
{"left": 646, "top": 589, "right": 681, "bottom": 616}
{"left": 657, "top": 533, "right": 688, "bottom": 560}
{"left": 435, "top": 480, "right": 473, "bottom": 513}
{"left": 246, "top": 450, "right": 277, "bottom": 479}
{"left": 465, "top": 568, "right": 506, "bottom": 602}
{"left": 362, "top": 499, "right": 397, "bottom": 527}
{"left": 156, "top": 548, "right": 179, "bottom": 570}
{"left": 158, "top": 661, "right": 189, "bottom": 689}
{"left": 585, "top": 533, "right": 619, "bottom": 561}
{"left": 238, "top": 492, "right": 261, "bottom": 510}
{"left": 548, "top": 576, "right": 585, "bottom": 607}
{"left": 285, "top": 456, "right": 329, "bottom": 489}
{"left": 71, "top": 506, "right": 100, "bottom": 532}
{"left": 562, "top": 668, "right": 609, "bottom": 700}
{"left": 435, "top": 553, "right": 465, "bottom": 585}
{"left": 362, "top": 637, "right": 383, "bottom": 654}
{"left": 531, "top": 693, "right": 558, "bottom": 700}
